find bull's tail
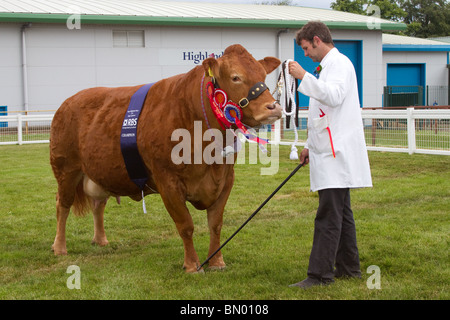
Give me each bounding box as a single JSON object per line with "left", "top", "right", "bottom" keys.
{"left": 72, "top": 179, "right": 91, "bottom": 217}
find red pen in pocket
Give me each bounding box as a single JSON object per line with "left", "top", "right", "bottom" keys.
{"left": 319, "top": 108, "right": 336, "bottom": 158}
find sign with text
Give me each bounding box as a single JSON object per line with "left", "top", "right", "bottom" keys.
{"left": 159, "top": 49, "right": 224, "bottom": 65}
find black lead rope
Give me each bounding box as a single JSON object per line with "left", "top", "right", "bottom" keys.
{"left": 197, "top": 162, "right": 305, "bottom": 271}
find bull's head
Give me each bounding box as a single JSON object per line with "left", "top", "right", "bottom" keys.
{"left": 202, "top": 44, "right": 282, "bottom": 127}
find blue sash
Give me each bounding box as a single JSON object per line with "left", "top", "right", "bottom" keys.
{"left": 120, "top": 83, "right": 154, "bottom": 191}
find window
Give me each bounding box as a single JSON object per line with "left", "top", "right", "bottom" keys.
{"left": 113, "top": 30, "right": 145, "bottom": 48}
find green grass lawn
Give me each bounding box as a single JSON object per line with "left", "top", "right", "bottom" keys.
{"left": 0, "top": 143, "right": 448, "bottom": 300}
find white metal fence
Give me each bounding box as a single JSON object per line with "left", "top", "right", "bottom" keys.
{"left": 1, "top": 109, "right": 449, "bottom": 156}
{"left": 0, "top": 114, "right": 53, "bottom": 145}
{"left": 273, "top": 108, "right": 450, "bottom": 156}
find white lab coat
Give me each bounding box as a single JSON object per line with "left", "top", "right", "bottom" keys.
{"left": 298, "top": 48, "right": 372, "bottom": 192}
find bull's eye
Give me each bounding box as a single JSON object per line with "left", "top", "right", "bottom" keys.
{"left": 231, "top": 75, "right": 241, "bottom": 82}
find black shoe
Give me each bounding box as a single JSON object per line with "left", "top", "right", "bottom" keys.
{"left": 289, "top": 277, "right": 333, "bottom": 289}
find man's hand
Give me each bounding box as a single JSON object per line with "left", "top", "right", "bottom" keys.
{"left": 289, "top": 61, "right": 306, "bottom": 80}
{"left": 300, "top": 148, "right": 309, "bottom": 166}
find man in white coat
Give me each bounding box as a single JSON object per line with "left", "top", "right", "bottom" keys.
{"left": 288, "top": 21, "right": 372, "bottom": 288}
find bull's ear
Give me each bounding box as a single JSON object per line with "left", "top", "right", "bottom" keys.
{"left": 259, "top": 57, "right": 281, "bottom": 74}
{"left": 202, "top": 57, "right": 220, "bottom": 78}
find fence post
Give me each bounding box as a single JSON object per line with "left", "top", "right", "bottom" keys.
{"left": 406, "top": 108, "right": 416, "bottom": 155}
{"left": 17, "top": 114, "right": 23, "bottom": 145}
{"left": 383, "top": 86, "right": 388, "bottom": 107}
{"left": 273, "top": 119, "right": 281, "bottom": 145}
{"left": 371, "top": 118, "right": 376, "bottom": 146}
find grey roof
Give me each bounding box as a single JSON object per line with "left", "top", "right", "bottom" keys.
{"left": 383, "top": 33, "right": 450, "bottom": 51}
{"left": 428, "top": 36, "right": 450, "bottom": 44}
{"left": 0, "top": 0, "right": 406, "bottom": 30}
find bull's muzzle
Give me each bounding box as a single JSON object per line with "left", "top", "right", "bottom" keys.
{"left": 267, "top": 101, "right": 281, "bottom": 111}
{"left": 260, "top": 101, "right": 282, "bottom": 124}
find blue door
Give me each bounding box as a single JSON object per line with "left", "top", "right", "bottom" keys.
{"left": 0, "top": 106, "right": 7, "bottom": 128}
{"left": 386, "top": 64, "right": 425, "bottom": 105}
{"left": 294, "top": 40, "right": 363, "bottom": 108}
{"left": 387, "top": 64, "right": 425, "bottom": 87}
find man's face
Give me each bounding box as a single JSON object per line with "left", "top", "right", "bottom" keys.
{"left": 300, "top": 38, "right": 321, "bottom": 62}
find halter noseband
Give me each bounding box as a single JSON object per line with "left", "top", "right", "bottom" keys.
{"left": 238, "top": 82, "right": 268, "bottom": 108}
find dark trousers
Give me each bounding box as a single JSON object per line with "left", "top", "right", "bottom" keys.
{"left": 307, "top": 188, "right": 361, "bottom": 282}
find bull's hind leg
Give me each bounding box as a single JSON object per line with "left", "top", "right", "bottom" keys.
{"left": 52, "top": 171, "right": 83, "bottom": 255}
{"left": 91, "top": 199, "right": 109, "bottom": 247}
{"left": 83, "top": 176, "right": 110, "bottom": 247}
{"left": 52, "top": 198, "right": 71, "bottom": 255}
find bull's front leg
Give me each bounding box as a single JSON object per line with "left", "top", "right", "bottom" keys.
{"left": 174, "top": 214, "right": 200, "bottom": 273}
{"left": 205, "top": 169, "right": 234, "bottom": 270}
{"left": 156, "top": 178, "right": 201, "bottom": 273}
{"left": 206, "top": 207, "right": 226, "bottom": 270}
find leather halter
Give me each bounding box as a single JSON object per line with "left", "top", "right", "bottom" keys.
{"left": 209, "top": 71, "right": 268, "bottom": 109}
{"left": 203, "top": 71, "right": 269, "bottom": 146}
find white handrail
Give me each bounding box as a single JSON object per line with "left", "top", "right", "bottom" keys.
{"left": 0, "top": 114, "right": 54, "bottom": 145}
{"left": 1, "top": 109, "right": 449, "bottom": 156}
{"left": 272, "top": 108, "right": 450, "bottom": 156}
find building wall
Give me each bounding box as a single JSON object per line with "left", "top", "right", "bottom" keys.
{"left": 383, "top": 51, "right": 448, "bottom": 87}
{"left": 1, "top": 22, "right": 418, "bottom": 113}
{"left": 1, "top": 23, "right": 284, "bottom": 112}
{"left": 0, "top": 24, "right": 23, "bottom": 112}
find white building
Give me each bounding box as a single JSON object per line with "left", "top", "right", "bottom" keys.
{"left": 1, "top": 0, "right": 447, "bottom": 115}
{"left": 382, "top": 33, "right": 450, "bottom": 106}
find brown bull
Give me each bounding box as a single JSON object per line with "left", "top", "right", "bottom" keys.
{"left": 50, "top": 44, "right": 281, "bottom": 272}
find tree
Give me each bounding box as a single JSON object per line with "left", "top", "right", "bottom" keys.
{"left": 331, "top": 0, "right": 405, "bottom": 20}
{"left": 370, "top": 0, "right": 407, "bottom": 22}
{"left": 331, "top": 0, "right": 365, "bottom": 14}
{"left": 331, "top": 0, "right": 450, "bottom": 38}
{"left": 399, "top": 0, "right": 450, "bottom": 38}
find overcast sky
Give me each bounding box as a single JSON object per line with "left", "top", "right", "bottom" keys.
{"left": 163, "top": 0, "right": 334, "bottom": 10}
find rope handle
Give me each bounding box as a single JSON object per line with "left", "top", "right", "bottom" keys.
{"left": 277, "top": 59, "right": 300, "bottom": 160}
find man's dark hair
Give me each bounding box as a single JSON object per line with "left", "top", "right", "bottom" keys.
{"left": 295, "top": 21, "right": 334, "bottom": 46}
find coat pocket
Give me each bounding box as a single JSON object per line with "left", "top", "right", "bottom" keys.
{"left": 310, "top": 114, "right": 335, "bottom": 156}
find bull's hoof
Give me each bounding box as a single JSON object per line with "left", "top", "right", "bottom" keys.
{"left": 51, "top": 243, "right": 67, "bottom": 256}
{"left": 207, "top": 256, "right": 226, "bottom": 270}
{"left": 91, "top": 238, "right": 109, "bottom": 247}
{"left": 208, "top": 265, "right": 226, "bottom": 271}
{"left": 183, "top": 264, "right": 205, "bottom": 274}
